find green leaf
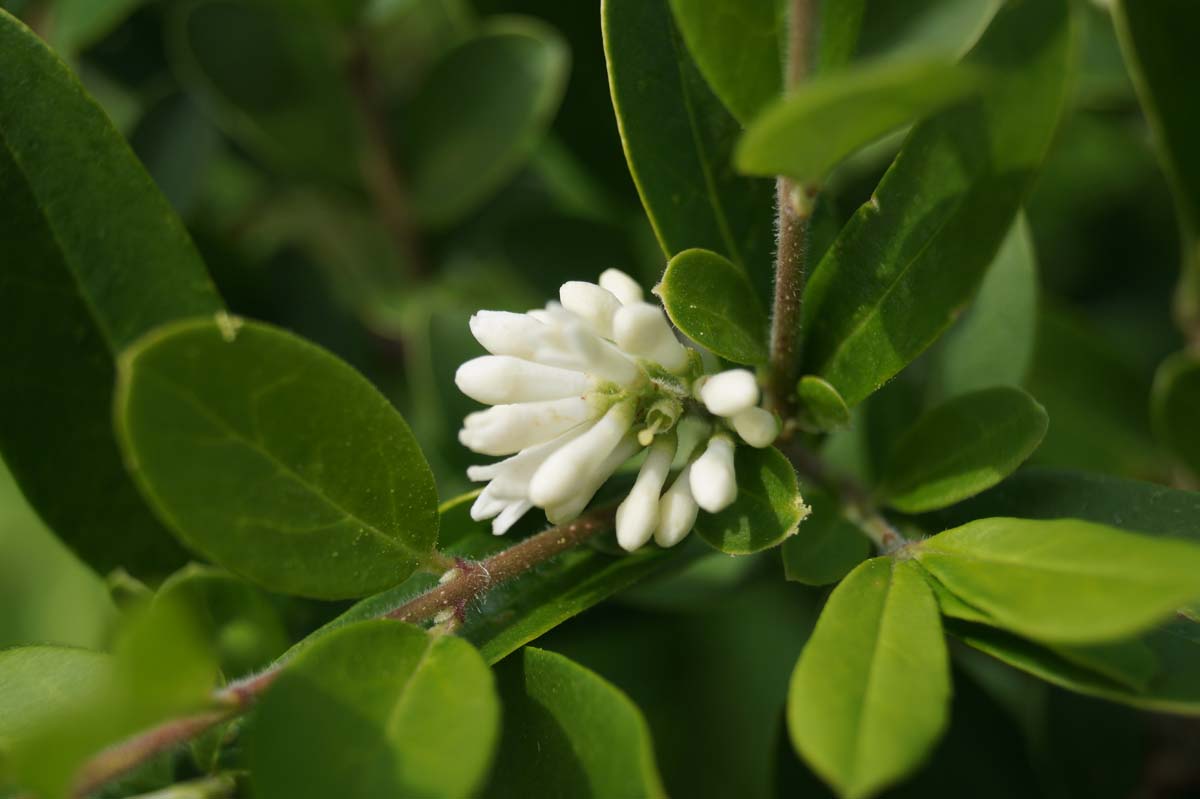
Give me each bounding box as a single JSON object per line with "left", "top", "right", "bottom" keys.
{"left": 0, "top": 647, "right": 111, "bottom": 759}
{"left": 114, "top": 317, "right": 439, "bottom": 600}
{"left": 694, "top": 445, "right": 807, "bottom": 555}
{"left": 603, "top": 0, "right": 775, "bottom": 303}
{"left": 659, "top": 248, "right": 769, "bottom": 364}
{"left": 47, "top": 0, "right": 146, "bottom": 54}
{"left": 0, "top": 10, "right": 222, "bottom": 577}
{"left": 934, "top": 213, "right": 1039, "bottom": 398}
{"left": 1151, "top": 351, "right": 1200, "bottom": 476}
{"left": 800, "top": 0, "right": 1077, "bottom": 406}
{"left": 667, "top": 0, "right": 782, "bottom": 125}
{"left": 788, "top": 558, "right": 950, "bottom": 799}
{"left": 406, "top": 17, "right": 570, "bottom": 226}
{"left": 915, "top": 517, "right": 1200, "bottom": 644}
{"left": 487, "top": 647, "right": 667, "bottom": 798}
{"left": 248, "top": 620, "right": 499, "bottom": 799}
{"left": 878, "top": 387, "right": 1049, "bottom": 513}
{"left": 781, "top": 486, "right": 868, "bottom": 586}
{"left": 737, "top": 60, "right": 984, "bottom": 185}
{"left": 814, "top": 0, "right": 865, "bottom": 73}
{"left": 795, "top": 375, "right": 850, "bottom": 432}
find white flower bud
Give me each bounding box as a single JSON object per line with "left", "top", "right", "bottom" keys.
{"left": 698, "top": 369, "right": 760, "bottom": 417}
{"left": 466, "top": 426, "right": 588, "bottom": 497}
{"left": 559, "top": 281, "right": 622, "bottom": 339}
{"left": 690, "top": 434, "right": 738, "bottom": 513}
{"left": 615, "top": 436, "right": 676, "bottom": 551}
{"left": 530, "top": 401, "right": 636, "bottom": 508}
{"left": 459, "top": 396, "right": 596, "bottom": 456}
{"left": 455, "top": 356, "right": 591, "bottom": 405}
{"left": 558, "top": 322, "right": 640, "bottom": 385}
{"left": 545, "top": 436, "right": 639, "bottom": 524}
{"left": 613, "top": 303, "right": 689, "bottom": 373}
{"left": 655, "top": 464, "right": 699, "bottom": 547}
{"left": 468, "top": 311, "right": 545, "bottom": 358}
{"left": 491, "top": 499, "right": 533, "bottom": 535}
{"left": 470, "top": 484, "right": 508, "bottom": 521}
{"left": 598, "top": 268, "right": 644, "bottom": 306}
{"left": 731, "top": 406, "right": 779, "bottom": 448}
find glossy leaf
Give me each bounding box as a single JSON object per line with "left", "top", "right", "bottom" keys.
{"left": 814, "top": 0, "right": 865, "bottom": 73}
{"left": 0, "top": 10, "right": 222, "bottom": 577}
{"left": 916, "top": 517, "right": 1200, "bottom": 644}
{"left": 878, "top": 387, "right": 1048, "bottom": 513}
{"left": 795, "top": 375, "right": 851, "bottom": 432}
{"left": 248, "top": 620, "right": 499, "bottom": 799}
{"left": 487, "top": 647, "right": 667, "bottom": 798}
{"left": 667, "top": 0, "right": 783, "bottom": 124}
{"left": 737, "top": 60, "right": 984, "bottom": 185}
{"left": 788, "top": 558, "right": 950, "bottom": 799}
{"left": 1151, "top": 351, "right": 1200, "bottom": 475}
{"left": 780, "top": 486, "right": 868, "bottom": 586}
{"left": 603, "top": 0, "right": 775, "bottom": 303}
{"left": 406, "top": 18, "right": 570, "bottom": 226}
{"left": 659, "top": 248, "right": 769, "bottom": 364}
{"left": 800, "top": 0, "right": 1077, "bottom": 406}
{"left": 694, "top": 446, "right": 807, "bottom": 555}
{"left": 115, "top": 317, "right": 439, "bottom": 600}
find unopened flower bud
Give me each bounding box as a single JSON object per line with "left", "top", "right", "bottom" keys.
{"left": 655, "top": 464, "right": 699, "bottom": 547}
{"left": 615, "top": 436, "right": 676, "bottom": 551}
{"left": 698, "top": 369, "right": 760, "bottom": 417}
{"left": 455, "top": 356, "right": 591, "bottom": 405}
{"left": 459, "top": 396, "right": 595, "bottom": 456}
{"left": 545, "top": 436, "right": 640, "bottom": 524}
{"left": 560, "top": 281, "right": 622, "bottom": 339}
{"left": 690, "top": 434, "right": 738, "bottom": 513}
{"left": 468, "top": 311, "right": 545, "bottom": 358}
{"left": 599, "top": 268, "right": 645, "bottom": 306}
{"left": 613, "top": 303, "right": 689, "bottom": 372}
{"left": 731, "top": 406, "right": 779, "bottom": 448}
{"left": 530, "top": 401, "right": 636, "bottom": 508}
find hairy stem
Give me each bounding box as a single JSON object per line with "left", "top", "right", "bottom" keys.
{"left": 69, "top": 509, "right": 615, "bottom": 798}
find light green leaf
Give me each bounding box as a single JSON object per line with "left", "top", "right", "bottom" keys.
{"left": 115, "top": 317, "right": 439, "bottom": 600}
{"left": 788, "top": 558, "right": 950, "bottom": 799}
{"left": 667, "top": 0, "right": 783, "bottom": 125}
{"left": 694, "top": 446, "right": 807, "bottom": 555}
{"left": 801, "top": 0, "right": 1077, "bottom": 406}
{"left": 659, "top": 248, "right": 769, "bottom": 364}
{"left": 603, "top": 0, "right": 775, "bottom": 303}
{"left": 406, "top": 17, "right": 569, "bottom": 226}
{"left": 248, "top": 620, "right": 499, "bottom": 799}
{"left": 781, "top": 486, "right": 868, "bottom": 586}
{"left": 795, "top": 375, "right": 850, "bottom": 432}
{"left": 878, "top": 387, "right": 1048, "bottom": 513}
{"left": 916, "top": 517, "right": 1200, "bottom": 644}
{"left": 0, "top": 10, "right": 222, "bottom": 577}
{"left": 737, "top": 60, "right": 984, "bottom": 185}
{"left": 815, "top": 0, "right": 866, "bottom": 72}
{"left": 487, "top": 647, "right": 667, "bottom": 798}
{"left": 1151, "top": 351, "right": 1200, "bottom": 476}
{"left": 0, "top": 647, "right": 111, "bottom": 759}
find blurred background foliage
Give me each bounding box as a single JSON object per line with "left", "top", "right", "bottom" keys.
{"left": 1, "top": 0, "right": 1195, "bottom": 796}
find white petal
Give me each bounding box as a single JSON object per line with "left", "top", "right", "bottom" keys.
{"left": 690, "top": 434, "right": 738, "bottom": 513}
{"left": 698, "top": 369, "right": 760, "bottom": 417}
{"left": 530, "top": 401, "right": 636, "bottom": 508}
{"left": 469, "top": 311, "right": 544, "bottom": 358}
{"left": 560, "top": 322, "right": 640, "bottom": 385}
{"left": 615, "top": 436, "right": 676, "bottom": 551}
{"left": 492, "top": 500, "right": 533, "bottom": 535}
{"left": 655, "top": 464, "right": 699, "bottom": 547}
{"left": 560, "top": 281, "right": 622, "bottom": 340}
{"left": 455, "top": 356, "right": 591, "bottom": 405}
{"left": 470, "top": 485, "right": 507, "bottom": 521}
{"left": 458, "top": 396, "right": 595, "bottom": 456}
{"left": 545, "top": 436, "right": 640, "bottom": 524}
{"left": 467, "top": 425, "right": 590, "bottom": 497}
{"left": 599, "top": 268, "right": 644, "bottom": 305}
{"left": 731, "top": 406, "right": 779, "bottom": 448}
{"left": 613, "top": 303, "right": 689, "bottom": 373}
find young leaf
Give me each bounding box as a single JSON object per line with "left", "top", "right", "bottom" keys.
{"left": 1151, "top": 351, "right": 1200, "bottom": 476}
{"left": 878, "top": 387, "right": 1049, "bottom": 513}
{"left": 694, "top": 446, "right": 808, "bottom": 555}
{"left": 801, "top": 0, "right": 1078, "bottom": 406}
{"left": 248, "top": 621, "right": 499, "bottom": 799}
{"left": 796, "top": 375, "right": 851, "bottom": 432}
{"left": 737, "top": 60, "right": 985, "bottom": 185}
{"left": 667, "top": 0, "right": 783, "bottom": 125}
{"left": 780, "top": 486, "right": 868, "bottom": 586}
{"left": 406, "top": 18, "right": 570, "bottom": 226}
{"left": 916, "top": 517, "right": 1200, "bottom": 644}
{"left": 0, "top": 647, "right": 111, "bottom": 758}
{"left": 788, "top": 558, "right": 950, "bottom": 799}
{"left": 0, "top": 10, "right": 222, "bottom": 577}
{"left": 814, "top": 0, "right": 865, "bottom": 73}
{"left": 603, "top": 0, "right": 775, "bottom": 303}
{"left": 659, "top": 248, "right": 769, "bottom": 365}
{"left": 115, "top": 317, "right": 439, "bottom": 600}
{"left": 487, "top": 647, "right": 667, "bottom": 798}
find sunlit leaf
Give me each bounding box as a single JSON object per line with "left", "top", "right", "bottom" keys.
{"left": 694, "top": 446, "right": 808, "bottom": 555}
{"left": 659, "top": 248, "right": 768, "bottom": 365}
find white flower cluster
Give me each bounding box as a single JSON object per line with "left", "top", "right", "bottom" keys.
{"left": 455, "top": 269, "right": 779, "bottom": 551}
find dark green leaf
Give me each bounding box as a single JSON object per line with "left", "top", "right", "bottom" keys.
{"left": 737, "top": 60, "right": 984, "bottom": 185}
{"left": 915, "top": 517, "right": 1200, "bottom": 644}
{"left": 878, "top": 387, "right": 1048, "bottom": 513}
{"left": 781, "top": 486, "right": 868, "bottom": 586}
{"left": 248, "top": 620, "right": 499, "bottom": 799}
{"left": 667, "top": 0, "right": 783, "bottom": 124}
{"left": 795, "top": 375, "right": 850, "bottom": 432}
{"left": 814, "top": 0, "right": 865, "bottom": 73}
{"left": 788, "top": 558, "right": 949, "bottom": 799}
{"left": 487, "top": 647, "right": 667, "bottom": 798}
{"left": 694, "top": 446, "right": 807, "bottom": 555}
{"left": 1151, "top": 351, "right": 1200, "bottom": 476}
{"left": 800, "top": 0, "right": 1077, "bottom": 406}
{"left": 115, "top": 317, "right": 439, "bottom": 600}
{"left": 47, "top": 0, "right": 146, "bottom": 54}
{"left": 0, "top": 10, "right": 222, "bottom": 577}
{"left": 659, "top": 248, "right": 769, "bottom": 364}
